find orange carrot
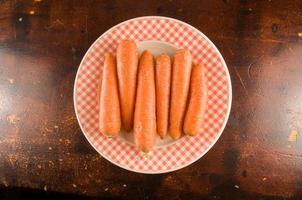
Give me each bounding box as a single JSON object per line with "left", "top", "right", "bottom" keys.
{"left": 116, "top": 40, "right": 139, "bottom": 131}
{"left": 184, "top": 64, "right": 207, "bottom": 136}
{"left": 134, "top": 51, "right": 157, "bottom": 152}
{"left": 155, "top": 54, "right": 172, "bottom": 139}
{"left": 169, "top": 49, "right": 192, "bottom": 140}
{"left": 99, "top": 54, "right": 121, "bottom": 136}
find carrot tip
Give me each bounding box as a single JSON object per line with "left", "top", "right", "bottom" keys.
{"left": 142, "top": 152, "right": 151, "bottom": 157}
{"left": 170, "top": 135, "right": 181, "bottom": 140}
{"left": 104, "top": 134, "right": 115, "bottom": 138}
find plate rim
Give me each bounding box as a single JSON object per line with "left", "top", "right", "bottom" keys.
{"left": 73, "top": 16, "right": 233, "bottom": 174}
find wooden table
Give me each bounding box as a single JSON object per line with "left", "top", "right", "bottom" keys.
{"left": 1, "top": 0, "right": 302, "bottom": 199}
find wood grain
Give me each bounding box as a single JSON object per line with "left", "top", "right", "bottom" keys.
{"left": 0, "top": 0, "right": 302, "bottom": 199}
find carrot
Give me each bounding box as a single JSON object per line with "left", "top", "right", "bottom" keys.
{"left": 134, "top": 51, "right": 157, "bottom": 153}
{"left": 184, "top": 64, "right": 207, "bottom": 136}
{"left": 116, "top": 40, "right": 139, "bottom": 131}
{"left": 169, "top": 49, "right": 192, "bottom": 140}
{"left": 155, "top": 54, "right": 172, "bottom": 139}
{"left": 99, "top": 54, "right": 121, "bottom": 136}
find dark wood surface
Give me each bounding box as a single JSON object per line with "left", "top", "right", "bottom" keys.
{"left": 0, "top": 0, "right": 302, "bottom": 199}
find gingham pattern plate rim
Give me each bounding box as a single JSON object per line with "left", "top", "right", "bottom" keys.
{"left": 73, "top": 16, "right": 232, "bottom": 174}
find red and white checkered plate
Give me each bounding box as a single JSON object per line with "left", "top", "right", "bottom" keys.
{"left": 74, "top": 16, "right": 232, "bottom": 174}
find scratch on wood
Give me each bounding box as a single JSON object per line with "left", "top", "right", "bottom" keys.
{"left": 7, "top": 114, "right": 20, "bottom": 125}
{"left": 45, "top": 19, "right": 65, "bottom": 31}
{"left": 273, "top": 151, "right": 302, "bottom": 158}
{"left": 1, "top": 178, "right": 8, "bottom": 187}
{"left": 247, "top": 63, "right": 253, "bottom": 79}
{"left": 233, "top": 66, "right": 261, "bottom": 134}
{"left": 234, "top": 66, "right": 250, "bottom": 98}
{"left": 247, "top": 55, "right": 264, "bottom": 79}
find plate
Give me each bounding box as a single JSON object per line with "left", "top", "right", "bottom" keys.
{"left": 74, "top": 16, "right": 232, "bottom": 174}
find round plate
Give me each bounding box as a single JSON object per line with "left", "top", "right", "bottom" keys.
{"left": 74, "top": 16, "right": 232, "bottom": 174}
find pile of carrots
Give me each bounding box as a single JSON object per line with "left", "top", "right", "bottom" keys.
{"left": 99, "top": 40, "right": 207, "bottom": 153}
